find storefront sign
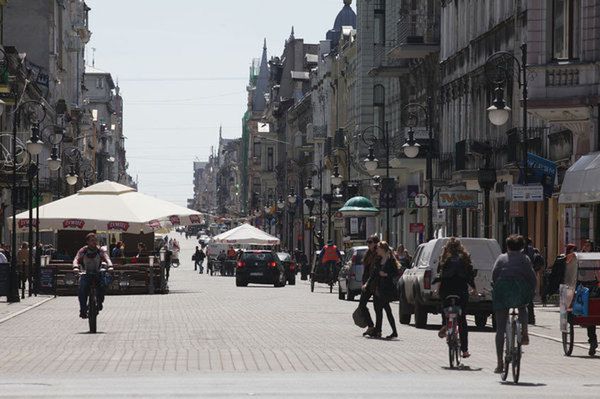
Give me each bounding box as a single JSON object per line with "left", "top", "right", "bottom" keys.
{"left": 410, "top": 223, "right": 425, "bottom": 234}
{"left": 526, "top": 153, "right": 557, "bottom": 197}
{"left": 438, "top": 191, "right": 479, "bottom": 208}
{"left": 40, "top": 268, "right": 54, "bottom": 289}
{"left": 407, "top": 185, "right": 419, "bottom": 208}
{"left": 63, "top": 219, "right": 85, "bottom": 229}
{"left": 508, "top": 184, "right": 544, "bottom": 202}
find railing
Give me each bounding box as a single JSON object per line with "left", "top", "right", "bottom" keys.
{"left": 546, "top": 68, "right": 580, "bottom": 87}
{"left": 439, "top": 152, "right": 454, "bottom": 180}
{"left": 397, "top": 14, "right": 440, "bottom": 45}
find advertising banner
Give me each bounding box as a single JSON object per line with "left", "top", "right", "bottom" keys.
{"left": 438, "top": 191, "right": 479, "bottom": 208}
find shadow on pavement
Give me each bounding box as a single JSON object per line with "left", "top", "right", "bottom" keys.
{"left": 500, "top": 382, "right": 547, "bottom": 387}
{"left": 441, "top": 365, "right": 483, "bottom": 372}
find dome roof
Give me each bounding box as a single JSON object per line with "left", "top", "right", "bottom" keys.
{"left": 339, "top": 196, "right": 379, "bottom": 217}
{"left": 333, "top": 1, "right": 356, "bottom": 32}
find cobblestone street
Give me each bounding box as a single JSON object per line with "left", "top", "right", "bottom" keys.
{"left": 0, "top": 237, "right": 598, "bottom": 397}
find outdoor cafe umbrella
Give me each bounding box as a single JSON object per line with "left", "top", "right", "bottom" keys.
{"left": 11, "top": 181, "right": 203, "bottom": 233}
{"left": 212, "top": 223, "right": 280, "bottom": 246}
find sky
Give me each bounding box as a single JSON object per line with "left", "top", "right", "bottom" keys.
{"left": 85, "top": 0, "right": 356, "bottom": 207}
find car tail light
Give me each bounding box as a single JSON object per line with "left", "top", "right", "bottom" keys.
{"left": 290, "top": 262, "right": 295, "bottom": 271}
{"left": 269, "top": 261, "right": 277, "bottom": 268}
{"left": 350, "top": 273, "right": 356, "bottom": 278}
{"left": 237, "top": 261, "right": 245, "bottom": 268}
{"left": 351, "top": 254, "right": 356, "bottom": 264}
{"left": 424, "top": 270, "right": 432, "bottom": 290}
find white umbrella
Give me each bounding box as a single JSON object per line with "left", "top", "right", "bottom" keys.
{"left": 213, "top": 223, "right": 280, "bottom": 245}
{"left": 12, "top": 181, "right": 203, "bottom": 233}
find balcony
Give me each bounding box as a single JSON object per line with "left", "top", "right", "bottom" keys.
{"left": 368, "top": 43, "right": 410, "bottom": 78}
{"left": 388, "top": 14, "right": 440, "bottom": 60}
{"left": 527, "top": 62, "right": 600, "bottom": 128}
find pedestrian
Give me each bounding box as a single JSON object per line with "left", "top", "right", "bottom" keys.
{"left": 579, "top": 240, "right": 598, "bottom": 356}
{"left": 164, "top": 242, "right": 172, "bottom": 280}
{"left": 136, "top": 242, "right": 146, "bottom": 258}
{"left": 523, "top": 238, "right": 544, "bottom": 324}
{"left": 171, "top": 239, "right": 180, "bottom": 267}
{"left": 369, "top": 241, "right": 398, "bottom": 340}
{"left": 193, "top": 246, "right": 202, "bottom": 271}
{"left": 491, "top": 235, "right": 537, "bottom": 373}
{"left": 319, "top": 240, "right": 342, "bottom": 283}
{"left": 196, "top": 247, "right": 206, "bottom": 274}
{"left": 0, "top": 245, "right": 8, "bottom": 263}
{"left": 111, "top": 241, "right": 124, "bottom": 258}
{"left": 359, "top": 235, "right": 379, "bottom": 337}
{"left": 396, "top": 244, "right": 411, "bottom": 269}
{"left": 436, "top": 237, "right": 475, "bottom": 358}
{"left": 17, "top": 242, "right": 30, "bottom": 297}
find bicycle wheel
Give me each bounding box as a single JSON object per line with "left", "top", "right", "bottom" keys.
{"left": 454, "top": 332, "right": 461, "bottom": 367}
{"left": 512, "top": 320, "right": 521, "bottom": 383}
{"left": 448, "top": 341, "right": 455, "bottom": 368}
{"left": 562, "top": 316, "right": 574, "bottom": 356}
{"left": 501, "top": 320, "right": 511, "bottom": 381}
{"left": 88, "top": 286, "right": 97, "bottom": 334}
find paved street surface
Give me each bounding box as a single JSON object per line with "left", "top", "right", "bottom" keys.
{"left": 0, "top": 236, "right": 598, "bottom": 398}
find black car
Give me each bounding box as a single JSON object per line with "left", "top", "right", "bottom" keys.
{"left": 235, "top": 250, "right": 286, "bottom": 287}
{"left": 276, "top": 252, "right": 296, "bottom": 285}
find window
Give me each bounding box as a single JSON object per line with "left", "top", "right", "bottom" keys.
{"left": 96, "top": 77, "right": 104, "bottom": 89}
{"left": 267, "top": 147, "right": 274, "bottom": 171}
{"left": 373, "top": 85, "right": 385, "bottom": 129}
{"left": 253, "top": 142, "right": 262, "bottom": 162}
{"left": 552, "top": 0, "right": 580, "bottom": 60}
{"left": 374, "top": 9, "right": 385, "bottom": 45}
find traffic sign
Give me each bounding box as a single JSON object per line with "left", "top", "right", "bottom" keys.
{"left": 414, "top": 193, "right": 429, "bottom": 208}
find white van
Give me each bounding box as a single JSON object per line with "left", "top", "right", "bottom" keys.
{"left": 398, "top": 238, "right": 501, "bottom": 329}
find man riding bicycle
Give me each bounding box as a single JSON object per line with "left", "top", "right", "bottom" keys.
{"left": 73, "top": 233, "right": 113, "bottom": 319}
{"left": 491, "top": 234, "right": 537, "bottom": 373}
{"left": 319, "top": 240, "right": 341, "bottom": 280}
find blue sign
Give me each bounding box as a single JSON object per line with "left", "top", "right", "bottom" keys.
{"left": 522, "top": 153, "right": 557, "bottom": 198}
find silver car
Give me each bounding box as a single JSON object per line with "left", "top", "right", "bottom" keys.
{"left": 338, "top": 246, "right": 368, "bottom": 301}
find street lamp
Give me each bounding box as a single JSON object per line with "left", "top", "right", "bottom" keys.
{"left": 331, "top": 163, "right": 343, "bottom": 187}
{"left": 359, "top": 122, "right": 394, "bottom": 242}
{"left": 26, "top": 123, "right": 44, "bottom": 155}
{"left": 304, "top": 179, "right": 315, "bottom": 197}
{"left": 401, "top": 98, "right": 434, "bottom": 241}
{"left": 66, "top": 165, "right": 78, "bottom": 186}
{"left": 287, "top": 190, "right": 297, "bottom": 204}
{"left": 277, "top": 196, "right": 285, "bottom": 210}
{"left": 484, "top": 43, "right": 529, "bottom": 238}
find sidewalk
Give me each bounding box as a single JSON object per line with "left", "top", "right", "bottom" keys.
{"left": 0, "top": 294, "right": 54, "bottom": 324}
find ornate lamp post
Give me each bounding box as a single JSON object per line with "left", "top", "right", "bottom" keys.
{"left": 484, "top": 43, "right": 529, "bottom": 238}
{"left": 401, "top": 98, "right": 435, "bottom": 241}
{"left": 360, "top": 122, "right": 398, "bottom": 242}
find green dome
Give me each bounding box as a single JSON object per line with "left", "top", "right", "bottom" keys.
{"left": 339, "top": 196, "right": 379, "bottom": 217}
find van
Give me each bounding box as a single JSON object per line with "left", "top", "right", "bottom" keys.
{"left": 398, "top": 238, "right": 501, "bottom": 329}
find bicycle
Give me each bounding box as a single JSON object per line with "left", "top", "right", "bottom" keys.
{"left": 443, "top": 295, "right": 462, "bottom": 369}
{"left": 78, "top": 267, "right": 111, "bottom": 334}
{"left": 501, "top": 307, "right": 522, "bottom": 383}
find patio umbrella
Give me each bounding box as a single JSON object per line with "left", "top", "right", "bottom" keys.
{"left": 212, "top": 223, "right": 280, "bottom": 245}
{"left": 11, "top": 181, "right": 203, "bottom": 233}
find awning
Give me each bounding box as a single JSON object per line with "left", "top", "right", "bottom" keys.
{"left": 559, "top": 152, "right": 600, "bottom": 204}
{"left": 212, "top": 223, "right": 280, "bottom": 246}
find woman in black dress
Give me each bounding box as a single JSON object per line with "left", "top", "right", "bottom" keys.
{"left": 368, "top": 241, "right": 399, "bottom": 339}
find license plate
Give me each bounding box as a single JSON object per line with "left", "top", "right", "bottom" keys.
{"left": 250, "top": 272, "right": 263, "bottom": 276}
{"left": 447, "top": 313, "right": 457, "bottom": 318}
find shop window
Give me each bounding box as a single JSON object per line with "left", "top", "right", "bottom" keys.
{"left": 552, "top": 0, "right": 580, "bottom": 60}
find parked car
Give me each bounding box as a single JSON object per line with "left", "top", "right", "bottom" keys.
{"left": 398, "top": 238, "right": 501, "bottom": 329}
{"left": 236, "top": 250, "right": 286, "bottom": 287}
{"left": 276, "top": 252, "right": 296, "bottom": 285}
{"left": 338, "top": 246, "right": 368, "bottom": 301}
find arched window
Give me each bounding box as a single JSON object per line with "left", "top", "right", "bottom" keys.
{"left": 373, "top": 84, "right": 385, "bottom": 128}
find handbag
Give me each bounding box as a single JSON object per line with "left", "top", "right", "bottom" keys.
{"left": 192, "top": 254, "right": 196, "bottom": 261}
{"left": 352, "top": 306, "right": 370, "bottom": 328}
{"left": 573, "top": 284, "right": 590, "bottom": 316}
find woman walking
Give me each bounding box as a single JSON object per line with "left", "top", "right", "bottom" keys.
{"left": 436, "top": 238, "right": 475, "bottom": 358}
{"left": 367, "top": 241, "right": 398, "bottom": 339}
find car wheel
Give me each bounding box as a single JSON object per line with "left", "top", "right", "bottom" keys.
{"left": 414, "top": 301, "right": 428, "bottom": 329}
{"left": 399, "top": 297, "right": 412, "bottom": 325}
{"left": 236, "top": 280, "right": 247, "bottom": 287}
{"left": 289, "top": 278, "right": 296, "bottom": 286}
{"left": 338, "top": 286, "right": 345, "bottom": 300}
{"left": 475, "top": 313, "right": 488, "bottom": 329}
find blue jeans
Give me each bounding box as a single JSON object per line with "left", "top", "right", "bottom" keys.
{"left": 78, "top": 273, "right": 105, "bottom": 313}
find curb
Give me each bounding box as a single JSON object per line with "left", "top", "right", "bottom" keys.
{"left": 0, "top": 296, "right": 55, "bottom": 325}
